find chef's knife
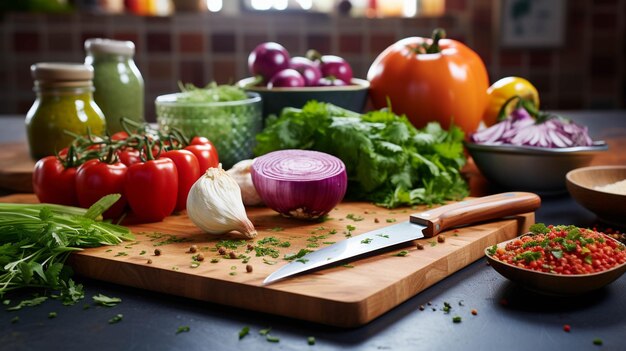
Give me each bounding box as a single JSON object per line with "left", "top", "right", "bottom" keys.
{"left": 263, "top": 192, "right": 540, "bottom": 285}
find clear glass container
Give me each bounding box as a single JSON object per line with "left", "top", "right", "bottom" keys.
{"left": 25, "top": 63, "right": 106, "bottom": 160}
{"left": 156, "top": 92, "right": 262, "bottom": 169}
{"left": 85, "top": 38, "right": 144, "bottom": 134}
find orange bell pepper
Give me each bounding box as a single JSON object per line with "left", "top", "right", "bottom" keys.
{"left": 367, "top": 29, "right": 489, "bottom": 135}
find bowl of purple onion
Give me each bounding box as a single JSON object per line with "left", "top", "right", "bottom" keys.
{"left": 466, "top": 107, "right": 608, "bottom": 193}
{"left": 238, "top": 42, "right": 369, "bottom": 119}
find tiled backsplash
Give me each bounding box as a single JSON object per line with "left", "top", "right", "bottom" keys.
{"left": 1, "top": 0, "right": 624, "bottom": 120}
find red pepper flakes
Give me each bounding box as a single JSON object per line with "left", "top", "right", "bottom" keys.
{"left": 563, "top": 324, "right": 571, "bottom": 332}
{"left": 490, "top": 225, "right": 626, "bottom": 275}
{"left": 471, "top": 309, "right": 478, "bottom": 316}
{"left": 437, "top": 235, "right": 445, "bottom": 243}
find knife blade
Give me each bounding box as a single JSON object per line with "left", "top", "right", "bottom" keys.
{"left": 263, "top": 192, "right": 540, "bottom": 285}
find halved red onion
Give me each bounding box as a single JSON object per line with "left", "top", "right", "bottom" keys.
{"left": 251, "top": 150, "right": 347, "bottom": 219}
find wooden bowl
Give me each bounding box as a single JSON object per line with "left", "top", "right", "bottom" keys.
{"left": 566, "top": 166, "right": 626, "bottom": 225}
{"left": 485, "top": 235, "right": 626, "bottom": 295}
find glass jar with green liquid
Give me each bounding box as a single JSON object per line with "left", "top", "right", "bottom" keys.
{"left": 26, "top": 63, "right": 106, "bottom": 160}
{"left": 85, "top": 38, "right": 144, "bottom": 133}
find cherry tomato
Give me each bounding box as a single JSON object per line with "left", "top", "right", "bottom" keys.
{"left": 75, "top": 159, "right": 128, "bottom": 219}
{"left": 190, "top": 136, "right": 212, "bottom": 146}
{"left": 117, "top": 149, "right": 141, "bottom": 167}
{"left": 367, "top": 29, "right": 489, "bottom": 134}
{"left": 32, "top": 156, "right": 78, "bottom": 206}
{"left": 483, "top": 76, "right": 540, "bottom": 126}
{"left": 161, "top": 149, "right": 201, "bottom": 211}
{"left": 125, "top": 157, "right": 178, "bottom": 222}
{"left": 111, "top": 131, "right": 130, "bottom": 141}
{"left": 185, "top": 142, "right": 219, "bottom": 174}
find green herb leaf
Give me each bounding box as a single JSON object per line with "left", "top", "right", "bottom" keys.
{"left": 361, "top": 238, "right": 373, "bottom": 244}
{"left": 284, "top": 249, "right": 312, "bottom": 261}
{"left": 452, "top": 316, "right": 462, "bottom": 323}
{"left": 346, "top": 213, "right": 364, "bottom": 221}
{"left": 48, "top": 312, "right": 57, "bottom": 319}
{"left": 487, "top": 245, "right": 498, "bottom": 255}
{"left": 92, "top": 294, "right": 121, "bottom": 307}
{"left": 108, "top": 314, "right": 123, "bottom": 324}
{"left": 551, "top": 250, "right": 563, "bottom": 259}
{"left": 59, "top": 279, "right": 85, "bottom": 306}
{"left": 307, "top": 336, "right": 316, "bottom": 345}
{"left": 514, "top": 251, "right": 541, "bottom": 263}
{"left": 176, "top": 326, "right": 190, "bottom": 334}
{"left": 394, "top": 251, "right": 409, "bottom": 257}
{"left": 259, "top": 327, "right": 272, "bottom": 336}
{"left": 239, "top": 326, "right": 250, "bottom": 339}
{"left": 6, "top": 296, "right": 48, "bottom": 311}
{"left": 266, "top": 335, "right": 280, "bottom": 343}
{"left": 84, "top": 194, "right": 122, "bottom": 219}
{"left": 529, "top": 223, "right": 549, "bottom": 234}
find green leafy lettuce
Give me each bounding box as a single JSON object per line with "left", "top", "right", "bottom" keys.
{"left": 254, "top": 101, "right": 468, "bottom": 207}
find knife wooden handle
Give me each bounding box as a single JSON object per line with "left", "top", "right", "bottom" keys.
{"left": 410, "top": 192, "right": 541, "bottom": 237}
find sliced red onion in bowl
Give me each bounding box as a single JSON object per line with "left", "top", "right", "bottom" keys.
{"left": 251, "top": 149, "right": 347, "bottom": 219}
{"left": 470, "top": 108, "right": 593, "bottom": 148}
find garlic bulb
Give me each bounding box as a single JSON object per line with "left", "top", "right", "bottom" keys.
{"left": 186, "top": 164, "right": 257, "bottom": 238}
{"left": 226, "top": 159, "right": 263, "bottom": 206}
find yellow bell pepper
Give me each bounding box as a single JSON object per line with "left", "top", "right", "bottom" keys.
{"left": 482, "top": 76, "right": 540, "bottom": 126}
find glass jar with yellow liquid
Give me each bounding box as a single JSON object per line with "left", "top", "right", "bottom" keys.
{"left": 25, "top": 63, "right": 106, "bottom": 160}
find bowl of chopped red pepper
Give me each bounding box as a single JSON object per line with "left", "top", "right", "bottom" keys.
{"left": 485, "top": 223, "right": 626, "bottom": 295}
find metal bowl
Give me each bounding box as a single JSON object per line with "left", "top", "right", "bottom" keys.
{"left": 566, "top": 165, "right": 626, "bottom": 225}
{"left": 465, "top": 141, "right": 608, "bottom": 193}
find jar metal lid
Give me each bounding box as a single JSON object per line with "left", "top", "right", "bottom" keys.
{"left": 31, "top": 63, "right": 94, "bottom": 82}
{"left": 85, "top": 38, "right": 135, "bottom": 56}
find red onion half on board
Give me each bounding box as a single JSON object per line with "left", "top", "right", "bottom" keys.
{"left": 251, "top": 150, "right": 347, "bottom": 219}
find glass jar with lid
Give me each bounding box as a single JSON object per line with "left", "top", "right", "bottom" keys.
{"left": 25, "top": 63, "right": 107, "bottom": 160}
{"left": 85, "top": 38, "right": 145, "bottom": 134}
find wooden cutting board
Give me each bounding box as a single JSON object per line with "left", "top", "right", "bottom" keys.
{"left": 0, "top": 143, "right": 34, "bottom": 193}
{"left": 0, "top": 194, "right": 534, "bottom": 327}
